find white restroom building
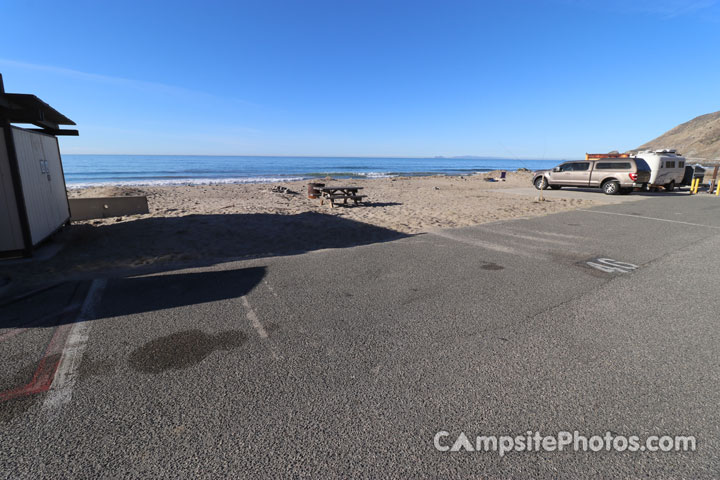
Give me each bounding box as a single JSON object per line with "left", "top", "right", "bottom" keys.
{"left": 0, "top": 74, "right": 78, "bottom": 257}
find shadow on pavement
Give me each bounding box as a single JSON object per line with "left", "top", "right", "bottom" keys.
{"left": 0, "top": 267, "right": 266, "bottom": 328}
{"left": 98, "top": 266, "right": 266, "bottom": 319}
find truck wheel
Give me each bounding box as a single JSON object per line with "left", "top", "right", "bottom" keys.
{"left": 665, "top": 180, "right": 675, "bottom": 192}
{"left": 534, "top": 177, "right": 549, "bottom": 190}
{"left": 602, "top": 180, "right": 620, "bottom": 195}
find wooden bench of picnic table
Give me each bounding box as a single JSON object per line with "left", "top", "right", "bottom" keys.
{"left": 323, "top": 194, "right": 367, "bottom": 207}
{"left": 317, "top": 186, "right": 366, "bottom": 207}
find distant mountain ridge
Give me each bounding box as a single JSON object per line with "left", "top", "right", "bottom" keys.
{"left": 635, "top": 111, "right": 720, "bottom": 161}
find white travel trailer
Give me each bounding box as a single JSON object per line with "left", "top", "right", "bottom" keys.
{"left": 633, "top": 149, "right": 686, "bottom": 191}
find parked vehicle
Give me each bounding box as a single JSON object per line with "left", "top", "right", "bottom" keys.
{"left": 692, "top": 164, "right": 706, "bottom": 183}
{"left": 681, "top": 165, "right": 695, "bottom": 186}
{"left": 533, "top": 158, "right": 651, "bottom": 195}
{"left": 632, "top": 150, "right": 686, "bottom": 191}
{"left": 680, "top": 164, "right": 708, "bottom": 186}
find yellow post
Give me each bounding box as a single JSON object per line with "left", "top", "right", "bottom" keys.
{"left": 695, "top": 178, "right": 702, "bottom": 194}
{"left": 691, "top": 178, "right": 699, "bottom": 194}
{"left": 716, "top": 183, "right": 720, "bottom": 196}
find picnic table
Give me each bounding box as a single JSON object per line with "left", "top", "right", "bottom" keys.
{"left": 317, "top": 186, "right": 366, "bottom": 208}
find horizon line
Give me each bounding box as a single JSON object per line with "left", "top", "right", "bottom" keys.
{"left": 61, "top": 153, "right": 573, "bottom": 160}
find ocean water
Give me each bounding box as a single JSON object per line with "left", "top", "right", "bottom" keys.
{"left": 61, "top": 155, "right": 562, "bottom": 187}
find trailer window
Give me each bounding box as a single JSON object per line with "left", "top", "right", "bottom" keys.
{"left": 666, "top": 161, "right": 675, "bottom": 168}
{"left": 635, "top": 159, "right": 651, "bottom": 172}
{"left": 596, "top": 162, "right": 631, "bottom": 170}
{"left": 679, "top": 161, "right": 685, "bottom": 168}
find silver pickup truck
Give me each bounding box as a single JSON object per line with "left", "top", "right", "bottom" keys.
{"left": 532, "top": 158, "right": 651, "bottom": 195}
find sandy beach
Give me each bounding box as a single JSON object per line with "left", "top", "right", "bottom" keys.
{"left": 68, "top": 171, "right": 594, "bottom": 234}
{"left": 5, "top": 171, "right": 601, "bottom": 287}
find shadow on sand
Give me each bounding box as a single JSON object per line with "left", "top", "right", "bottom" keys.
{"left": 65, "top": 211, "right": 407, "bottom": 265}
{"left": 1, "top": 211, "right": 410, "bottom": 282}
{"left": 0, "top": 211, "right": 410, "bottom": 322}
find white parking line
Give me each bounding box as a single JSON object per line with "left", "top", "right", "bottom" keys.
{"left": 240, "top": 296, "right": 281, "bottom": 360}
{"left": 430, "top": 230, "right": 544, "bottom": 258}
{"left": 43, "top": 278, "right": 107, "bottom": 415}
{"left": 578, "top": 209, "right": 720, "bottom": 229}
{"left": 478, "top": 228, "right": 574, "bottom": 245}
{"left": 527, "top": 230, "right": 584, "bottom": 239}
{"left": 242, "top": 296, "right": 268, "bottom": 338}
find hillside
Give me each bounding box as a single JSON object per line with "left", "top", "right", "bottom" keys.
{"left": 635, "top": 111, "right": 720, "bottom": 161}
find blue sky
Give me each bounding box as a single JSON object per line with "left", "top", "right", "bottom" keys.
{"left": 1, "top": 0, "right": 719, "bottom": 158}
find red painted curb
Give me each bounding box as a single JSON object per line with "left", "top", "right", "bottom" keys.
{"left": 0, "top": 281, "right": 89, "bottom": 403}
{"left": 0, "top": 323, "right": 72, "bottom": 402}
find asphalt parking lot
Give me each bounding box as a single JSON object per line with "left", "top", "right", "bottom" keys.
{"left": 2, "top": 193, "right": 720, "bottom": 478}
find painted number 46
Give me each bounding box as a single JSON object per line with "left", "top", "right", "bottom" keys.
{"left": 586, "top": 258, "right": 638, "bottom": 274}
